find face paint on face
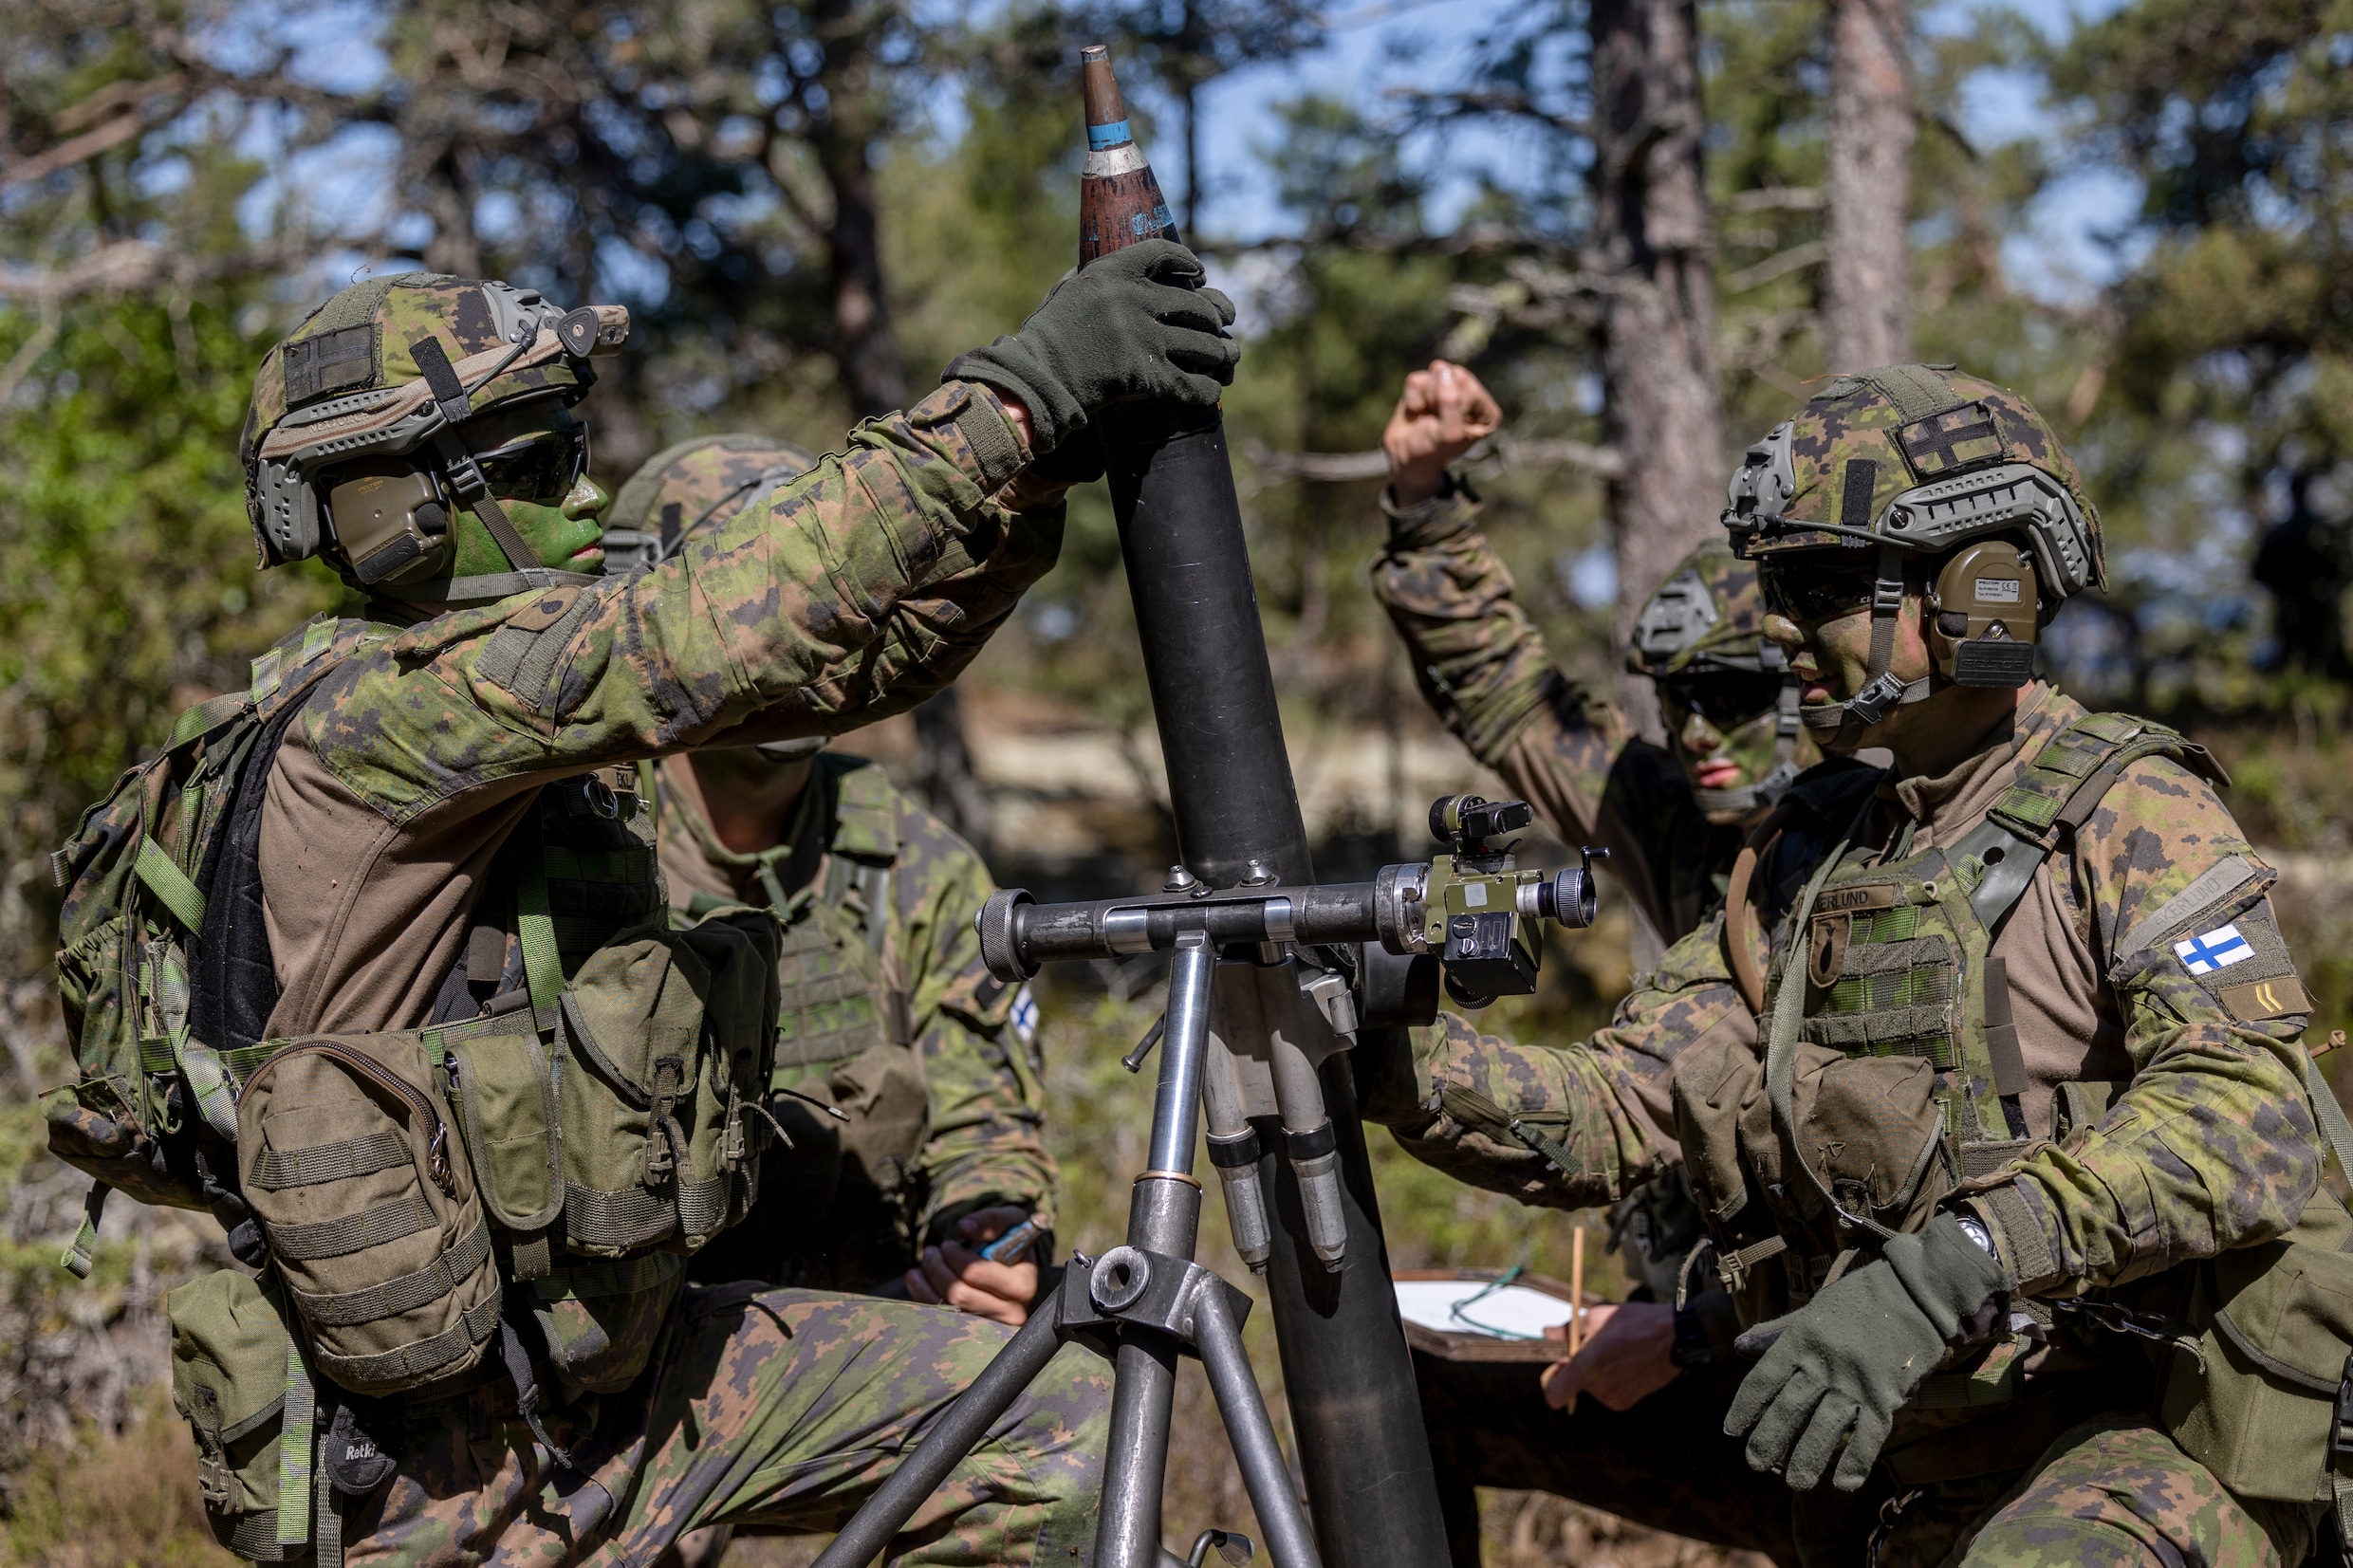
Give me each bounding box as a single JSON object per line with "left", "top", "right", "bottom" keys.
{"left": 445, "top": 405, "right": 611, "bottom": 578}
{"left": 1664, "top": 686, "right": 1789, "bottom": 821}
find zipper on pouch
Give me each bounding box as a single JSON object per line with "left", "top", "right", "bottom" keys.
{"left": 241, "top": 1041, "right": 458, "bottom": 1197}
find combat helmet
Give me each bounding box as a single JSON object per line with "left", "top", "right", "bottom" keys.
{"left": 609, "top": 434, "right": 825, "bottom": 763}
{"left": 1626, "top": 538, "right": 1803, "bottom": 816}
{"left": 602, "top": 433, "right": 820, "bottom": 574}
{"left": 241, "top": 272, "right": 628, "bottom": 601}
{"left": 1720, "top": 363, "right": 2104, "bottom": 747}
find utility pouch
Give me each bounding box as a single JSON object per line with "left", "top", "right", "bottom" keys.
{"left": 1780, "top": 1042, "right": 1952, "bottom": 1235}
{"left": 2161, "top": 1198, "right": 2353, "bottom": 1503}
{"left": 528, "top": 1251, "right": 689, "bottom": 1395}
{"left": 432, "top": 1011, "right": 564, "bottom": 1250}
{"left": 169, "top": 1269, "right": 300, "bottom": 1561}
{"left": 554, "top": 908, "right": 779, "bottom": 1258}
{"left": 236, "top": 1033, "right": 502, "bottom": 1396}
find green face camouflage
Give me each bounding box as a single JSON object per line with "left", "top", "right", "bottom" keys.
{"left": 1629, "top": 539, "right": 1804, "bottom": 817}
{"left": 1718, "top": 364, "right": 2106, "bottom": 744}
{"left": 241, "top": 273, "right": 628, "bottom": 594}
{"left": 604, "top": 434, "right": 823, "bottom": 575}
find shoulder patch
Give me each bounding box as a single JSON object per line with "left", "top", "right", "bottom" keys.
{"left": 2217, "top": 975, "right": 2312, "bottom": 1022}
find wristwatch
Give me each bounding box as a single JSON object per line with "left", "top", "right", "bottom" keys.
{"left": 1957, "top": 1214, "right": 2000, "bottom": 1260}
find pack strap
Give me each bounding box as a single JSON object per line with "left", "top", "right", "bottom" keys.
{"left": 144, "top": 945, "right": 240, "bottom": 1143}
{"left": 514, "top": 827, "right": 564, "bottom": 1019}
{"left": 58, "top": 1181, "right": 107, "bottom": 1279}
{"left": 497, "top": 1316, "right": 576, "bottom": 1471}
{"left": 170, "top": 690, "right": 254, "bottom": 748}
{"left": 2304, "top": 1052, "right": 2353, "bottom": 1183}
{"left": 136, "top": 837, "right": 208, "bottom": 931}
{"left": 277, "top": 1335, "right": 316, "bottom": 1550}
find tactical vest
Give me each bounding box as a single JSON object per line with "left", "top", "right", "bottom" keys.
{"left": 46, "top": 615, "right": 782, "bottom": 1565}
{"left": 1677, "top": 711, "right": 2353, "bottom": 1509}
{"left": 662, "top": 755, "right": 933, "bottom": 1292}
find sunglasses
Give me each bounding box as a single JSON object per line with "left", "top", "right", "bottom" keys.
{"left": 470, "top": 423, "right": 591, "bottom": 503}
{"left": 1758, "top": 558, "right": 1916, "bottom": 624}
{"left": 1660, "top": 671, "right": 1788, "bottom": 729}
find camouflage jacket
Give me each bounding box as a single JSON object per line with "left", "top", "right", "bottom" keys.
{"left": 1372, "top": 684, "right": 2325, "bottom": 1308}
{"left": 660, "top": 753, "right": 1055, "bottom": 1290}
{"left": 1372, "top": 485, "right": 1742, "bottom": 942}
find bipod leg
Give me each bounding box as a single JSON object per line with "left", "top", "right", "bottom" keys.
{"left": 806, "top": 1291, "right": 1070, "bottom": 1568}
{"left": 1193, "top": 1285, "right": 1321, "bottom": 1568}
{"left": 1096, "top": 932, "right": 1216, "bottom": 1568}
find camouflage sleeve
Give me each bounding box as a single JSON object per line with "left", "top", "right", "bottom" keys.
{"left": 892, "top": 804, "right": 1058, "bottom": 1245}
{"left": 1965, "top": 758, "right": 2324, "bottom": 1296}
{"left": 304, "top": 382, "right": 1061, "bottom": 804}
{"left": 1373, "top": 918, "right": 1751, "bottom": 1210}
{"left": 1369, "top": 489, "right": 1690, "bottom": 934}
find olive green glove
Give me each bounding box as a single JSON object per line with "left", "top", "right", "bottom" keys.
{"left": 1725, "top": 1212, "right": 2007, "bottom": 1491}
{"left": 944, "top": 238, "right": 1239, "bottom": 458}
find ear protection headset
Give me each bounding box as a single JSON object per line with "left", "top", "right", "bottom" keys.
{"left": 1926, "top": 538, "right": 2040, "bottom": 688}
{"left": 324, "top": 460, "right": 454, "bottom": 587}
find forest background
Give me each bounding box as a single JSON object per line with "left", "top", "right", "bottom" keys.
{"left": 2, "top": 0, "right": 2350, "bottom": 1562}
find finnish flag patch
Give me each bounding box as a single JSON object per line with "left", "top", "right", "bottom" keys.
{"left": 2174, "top": 924, "right": 2255, "bottom": 976}
{"left": 1009, "top": 985, "right": 1039, "bottom": 1048}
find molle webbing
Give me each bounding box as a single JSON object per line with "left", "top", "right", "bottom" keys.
{"left": 563, "top": 1176, "right": 733, "bottom": 1254}
{"left": 289, "top": 1222, "right": 493, "bottom": 1325}
{"left": 1854, "top": 363, "right": 1966, "bottom": 427}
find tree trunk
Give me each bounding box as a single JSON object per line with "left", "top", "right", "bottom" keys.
{"left": 1589, "top": 0, "right": 1724, "bottom": 740}
{"left": 1823, "top": 0, "right": 1914, "bottom": 371}
{"left": 809, "top": 0, "right": 908, "bottom": 418}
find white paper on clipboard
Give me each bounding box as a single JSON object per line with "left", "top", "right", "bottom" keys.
{"left": 1393, "top": 1278, "right": 1574, "bottom": 1340}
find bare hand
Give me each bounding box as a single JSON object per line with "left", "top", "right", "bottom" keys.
{"left": 1539, "top": 1301, "right": 1682, "bottom": 1413}
{"left": 1382, "top": 360, "right": 1502, "bottom": 506}
{"left": 903, "top": 1206, "right": 1040, "bottom": 1327}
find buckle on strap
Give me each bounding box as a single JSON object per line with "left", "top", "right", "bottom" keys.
{"left": 1844, "top": 670, "right": 1910, "bottom": 726}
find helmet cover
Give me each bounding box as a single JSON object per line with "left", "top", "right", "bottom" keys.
{"left": 603, "top": 434, "right": 821, "bottom": 573}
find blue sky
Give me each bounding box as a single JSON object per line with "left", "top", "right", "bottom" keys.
{"left": 1167, "top": 0, "right": 2139, "bottom": 304}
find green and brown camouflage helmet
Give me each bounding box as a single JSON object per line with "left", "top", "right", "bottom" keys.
{"left": 1720, "top": 362, "right": 2105, "bottom": 604}
{"left": 240, "top": 273, "right": 627, "bottom": 572}
{"left": 602, "top": 434, "right": 822, "bottom": 574}
{"left": 1626, "top": 537, "right": 1776, "bottom": 680}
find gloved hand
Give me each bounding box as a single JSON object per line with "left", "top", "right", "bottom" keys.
{"left": 944, "top": 239, "right": 1239, "bottom": 457}
{"left": 1725, "top": 1212, "right": 2008, "bottom": 1492}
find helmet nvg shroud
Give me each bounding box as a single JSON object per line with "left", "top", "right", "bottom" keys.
{"left": 1720, "top": 362, "right": 2105, "bottom": 747}
{"left": 1626, "top": 538, "right": 1804, "bottom": 817}
{"left": 241, "top": 273, "right": 628, "bottom": 603}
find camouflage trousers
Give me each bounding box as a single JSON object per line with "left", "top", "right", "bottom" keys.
{"left": 1868, "top": 1414, "right": 2322, "bottom": 1568}
{"left": 343, "top": 1284, "right": 1110, "bottom": 1566}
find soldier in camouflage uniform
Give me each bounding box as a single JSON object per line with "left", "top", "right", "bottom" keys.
{"left": 604, "top": 436, "right": 1057, "bottom": 1316}
{"left": 1375, "top": 360, "right": 1818, "bottom": 941}
{"left": 73, "top": 246, "right": 1241, "bottom": 1566}
{"left": 1362, "top": 365, "right": 2349, "bottom": 1566}
{"left": 1373, "top": 360, "right": 1813, "bottom": 1563}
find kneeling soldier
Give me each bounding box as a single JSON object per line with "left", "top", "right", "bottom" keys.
{"left": 46, "top": 245, "right": 1239, "bottom": 1564}
{"left": 1365, "top": 364, "right": 2353, "bottom": 1566}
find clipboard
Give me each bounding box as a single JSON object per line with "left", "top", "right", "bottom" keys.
{"left": 1393, "top": 1268, "right": 1582, "bottom": 1364}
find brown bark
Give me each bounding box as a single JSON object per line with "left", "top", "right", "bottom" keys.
{"left": 1589, "top": 0, "right": 1724, "bottom": 740}
{"left": 1824, "top": 0, "right": 1915, "bottom": 370}
{"left": 807, "top": 0, "right": 908, "bottom": 418}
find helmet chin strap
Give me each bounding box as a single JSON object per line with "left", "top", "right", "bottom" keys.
{"left": 1799, "top": 542, "right": 1934, "bottom": 750}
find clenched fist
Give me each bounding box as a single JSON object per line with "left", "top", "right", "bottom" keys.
{"left": 1383, "top": 360, "right": 1502, "bottom": 506}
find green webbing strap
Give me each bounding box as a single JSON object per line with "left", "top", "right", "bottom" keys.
{"left": 315, "top": 1463, "right": 342, "bottom": 1568}
{"left": 514, "top": 827, "right": 564, "bottom": 1019}
{"left": 2304, "top": 1053, "right": 2353, "bottom": 1181}
{"left": 1507, "top": 1117, "right": 1581, "bottom": 1181}
{"left": 277, "top": 1337, "right": 315, "bottom": 1549}
{"left": 59, "top": 1181, "right": 107, "bottom": 1278}
{"left": 148, "top": 945, "right": 240, "bottom": 1143}
{"left": 169, "top": 690, "right": 252, "bottom": 748}
{"left": 135, "top": 837, "right": 208, "bottom": 931}
{"left": 1765, "top": 790, "right": 1895, "bottom": 1241}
